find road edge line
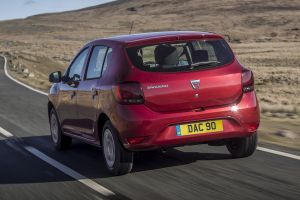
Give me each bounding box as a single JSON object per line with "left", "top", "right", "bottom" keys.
{"left": 257, "top": 146, "right": 300, "bottom": 160}
{"left": 0, "top": 55, "right": 48, "bottom": 96}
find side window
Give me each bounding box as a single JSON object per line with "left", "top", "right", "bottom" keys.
{"left": 86, "top": 46, "right": 108, "bottom": 79}
{"left": 67, "top": 48, "right": 89, "bottom": 81}
{"left": 102, "top": 48, "right": 112, "bottom": 74}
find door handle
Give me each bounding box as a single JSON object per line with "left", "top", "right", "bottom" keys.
{"left": 70, "top": 91, "right": 76, "bottom": 99}
{"left": 91, "top": 88, "right": 98, "bottom": 99}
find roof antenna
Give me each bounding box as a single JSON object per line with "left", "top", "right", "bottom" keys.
{"left": 129, "top": 21, "right": 134, "bottom": 34}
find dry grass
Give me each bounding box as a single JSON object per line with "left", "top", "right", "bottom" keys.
{"left": 0, "top": 0, "right": 299, "bottom": 149}
{"left": 259, "top": 116, "right": 300, "bottom": 150}
{"left": 232, "top": 42, "right": 300, "bottom": 117}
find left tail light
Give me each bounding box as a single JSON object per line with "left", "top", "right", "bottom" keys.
{"left": 112, "top": 82, "right": 144, "bottom": 104}
{"left": 242, "top": 69, "right": 254, "bottom": 93}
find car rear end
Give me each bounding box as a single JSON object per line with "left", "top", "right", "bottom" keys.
{"left": 110, "top": 32, "right": 260, "bottom": 152}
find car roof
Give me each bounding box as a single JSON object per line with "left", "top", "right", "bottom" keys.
{"left": 90, "top": 31, "right": 224, "bottom": 47}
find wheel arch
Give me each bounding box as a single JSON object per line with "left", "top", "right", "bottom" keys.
{"left": 97, "top": 113, "right": 110, "bottom": 146}
{"left": 48, "top": 101, "right": 54, "bottom": 119}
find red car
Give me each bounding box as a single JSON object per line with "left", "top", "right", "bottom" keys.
{"left": 48, "top": 31, "right": 260, "bottom": 175}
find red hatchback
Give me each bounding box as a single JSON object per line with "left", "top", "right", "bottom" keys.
{"left": 48, "top": 31, "right": 260, "bottom": 175}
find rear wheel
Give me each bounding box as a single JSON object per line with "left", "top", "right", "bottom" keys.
{"left": 49, "top": 109, "right": 72, "bottom": 150}
{"left": 102, "top": 121, "right": 133, "bottom": 175}
{"left": 226, "top": 132, "right": 257, "bottom": 158}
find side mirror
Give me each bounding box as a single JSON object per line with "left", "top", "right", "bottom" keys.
{"left": 49, "top": 71, "right": 62, "bottom": 83}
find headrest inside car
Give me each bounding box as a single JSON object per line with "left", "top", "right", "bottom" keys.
{"left": 154, "top": 45, "right": 179, "bottom": 67}
{"left": 192, "top": 50, "right": 209, "bottom": 63}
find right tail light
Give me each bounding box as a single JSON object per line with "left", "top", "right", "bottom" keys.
{"left": 242, "top": 69, "right": 254, "bottom": 93}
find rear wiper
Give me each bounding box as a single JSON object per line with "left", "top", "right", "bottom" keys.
{"left": 189, "top": 61, "right": 220, "bottom": 68}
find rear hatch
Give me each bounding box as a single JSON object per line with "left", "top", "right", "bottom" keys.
{"left": 126, "top": 38, "right": 242, "bottom": 112}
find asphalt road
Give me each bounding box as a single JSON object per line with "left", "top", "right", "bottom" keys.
{"left": 0, "top": 56, "right": 299, "bottom": 200}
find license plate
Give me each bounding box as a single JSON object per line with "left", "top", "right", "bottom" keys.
{"left": 176, "top": 120, "right": 223, "bottom": 136}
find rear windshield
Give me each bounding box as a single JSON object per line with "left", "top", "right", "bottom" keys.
{"left": 126, "top": 39, "right": 234, "bottom": 72}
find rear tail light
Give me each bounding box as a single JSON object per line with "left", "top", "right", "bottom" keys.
{"left": 242, "top": 69, "right": 254, "bottom": 93}
{"left": 113, "top": 82, "right": 144, "bottom": 104}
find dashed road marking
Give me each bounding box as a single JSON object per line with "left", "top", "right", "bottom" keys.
{"left": 25, "top": 146, "right": 116, "bottom": 197}
{"left": 0, "top": 126, "right": 116, "bottom": 198}
{"left": 0, "top": 126, "right": 13, "bottom": 137}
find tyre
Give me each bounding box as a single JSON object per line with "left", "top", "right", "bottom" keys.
{"left": 226, "top": 132, "right": 257, "bottom": 158}
{"left": 102, "top": 121, "right": 133, "bottom": 175}
{"left": 49, "top": 108, "right": 72, "bottom": 150}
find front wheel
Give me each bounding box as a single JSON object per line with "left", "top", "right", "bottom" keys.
{"left": 49, "top": 108, "right": 72, "bottom": 150}
{"left": 226, "top": 132, "right": 257, "bottom": 158}
{"left": 102, "top": 121, "right": 133, "bottom": 175}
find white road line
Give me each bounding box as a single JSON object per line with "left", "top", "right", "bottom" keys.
{"left": 0, "top": 55, "right": 48, "bottom": 96}
{"left": 0, "top": 125, "right": 116, "bottom": 198}
{"left": 0, "top": 126, "right": 14, "bottom": 137}
{"left": 0, "top": 55, "right": 299, "bottom": 162}
{"left": 257, "top": 147, "right": 300, "bottom": 160}
{"left": 25, "top": 146, "right": 116, "bottom": 198}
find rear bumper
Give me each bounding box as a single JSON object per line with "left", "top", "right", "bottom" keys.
{"left": 111, "top": 91, "right": 260, "bottom": 151}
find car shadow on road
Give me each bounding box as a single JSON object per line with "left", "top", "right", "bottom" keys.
{"left": 0, "top": 135, "right": 232, "bottom": 184}
{"left": 133, "top": 148, "right": 232, "bottom": 172}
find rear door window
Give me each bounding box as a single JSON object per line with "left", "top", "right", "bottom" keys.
{"left": 126, "top": 39, "right": 234, "bottom": 72}
{"left": 102, "top": 48, "right": 112, "bottom": 74}
{"left": 86, "top": 46, "right": 108, "bottom": 79}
